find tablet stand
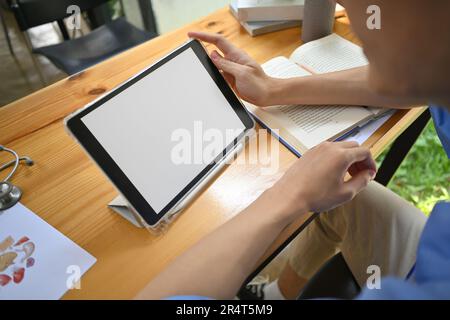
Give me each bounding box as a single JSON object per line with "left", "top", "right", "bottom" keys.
{"left": 108, "top": 143, "right": 245, "bottom": 229}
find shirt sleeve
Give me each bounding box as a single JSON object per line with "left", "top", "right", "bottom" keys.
{"left": 430, "top": 106, "right": 450, "bottom": 158}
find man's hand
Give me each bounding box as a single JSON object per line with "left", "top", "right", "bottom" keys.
{"left": 188, "top": 31, "right": 279, "bottom": 107}
{"left": 264, "top": 141, "right": 377, "bottom": 222}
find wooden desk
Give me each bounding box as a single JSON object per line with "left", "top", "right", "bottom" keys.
{"left": 0, "top": 7, "right": 425, "bottom": 299}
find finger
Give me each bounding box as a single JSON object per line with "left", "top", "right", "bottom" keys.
{"left": 354, "top": 153, "right": 377, "bottom": 173}
{"left": 210, "top": 50, "right": 243, "bottom": 76}
{"left": 343, "top": 168, "right": 373, "bottom": 196}
{"left": 348, "top": 160, "right": 377, "bottom": 178}
{"left": 348, "top": 161, "right": 363, "bottom": 176}
{"left": 337, "top": 146, "right": 376, "bottom": 178}
{"left": 221, "top": 71, "right": 236, "bottom": 89}
{"left": 188, "top": 32, "right": 236, "bottom": 56}
{"left": 345, "top": 146, "right": 373, "bottom": 164}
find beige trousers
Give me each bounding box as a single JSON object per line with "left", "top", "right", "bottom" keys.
{"left": 289, "top": 181, "right": 427, "bottom": 287}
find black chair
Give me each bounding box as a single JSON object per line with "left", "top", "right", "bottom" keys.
{"left": 0, "top": 0, "right": 14, "bottom": 55}
{"left": 9, "top": 0, "right": 157, "bottom": 75}
{"left": 297, "top": 252, "right": 361, "bottom": 300}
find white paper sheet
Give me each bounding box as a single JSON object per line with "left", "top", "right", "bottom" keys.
{"left": 343, "top": 112, "right": 393, "bottom": 145}
{"left": 0, "top": 203, "right": 96, "bottom": 300}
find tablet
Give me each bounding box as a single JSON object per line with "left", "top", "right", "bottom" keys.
{"left": 65, "top": 39, "right": 254, "bottom": 228}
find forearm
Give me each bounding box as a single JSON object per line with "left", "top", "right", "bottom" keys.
{"left": 268, "top": 66, "right": 422, "bottom": 109}
{"left": 136, "top": 189, "right": 307, "bottom": 300}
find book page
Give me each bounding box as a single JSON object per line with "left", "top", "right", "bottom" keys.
{"left": 279, "top": 105, "right": 351, "bottom": 133}
{"left": 260, "top": 104, "right": 372, "bottom": 150}
{"left": 262, "top": 56, "right": 311, "bottom": 78}
{"left": 367, "top": 106, "right": 391, "bottom": 117}
{"left": 245, "top": 55, "right": 373, "bottom": 151}
{"left": 290, "top": 34, "right": 368, "bottom": 74}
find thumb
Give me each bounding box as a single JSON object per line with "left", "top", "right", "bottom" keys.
{"left": 222, "top": 72, "right": 236, "bottom": 89}
{"left": 211, "top": 50, "right": 243, "bottom": 76}
{"left": 343, "top": 169, "right": 375, "bottom": 196}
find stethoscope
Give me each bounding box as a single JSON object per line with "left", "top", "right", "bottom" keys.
{"left": 0, "top": 145, "right": 34, "bottom": 210}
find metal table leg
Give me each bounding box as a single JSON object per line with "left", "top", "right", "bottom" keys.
{"left": 375, "top": 108, "right": 431, "bottom": 186}
{"left": 138, "top": 0, "right": 158, "bottom": 34}
{"left": 0, "top": 4, "right": 14, "bottom": 55}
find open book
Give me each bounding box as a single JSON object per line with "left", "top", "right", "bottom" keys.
{"left": 243, "top": 34, "right": 390, "bottom": 154}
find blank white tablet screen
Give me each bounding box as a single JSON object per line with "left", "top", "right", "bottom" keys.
{"left": 81, "top": 48, "right": 245, "bottom": 213}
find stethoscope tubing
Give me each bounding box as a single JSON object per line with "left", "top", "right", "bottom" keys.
{"left": 0, "top": 145, "right": 20, "bottom": 182}
{"left": 0, "top": 145, "right": 34, "bottom": 210}
{"left": 0, "top": 157, "right": 34, "bottom": 175}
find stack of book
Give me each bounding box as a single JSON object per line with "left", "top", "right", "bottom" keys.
{"left": 229, "top": 0, "right": 305, "bottom": 37}
{"left": 229, "top": 0, "right": 345, "bottom": 37}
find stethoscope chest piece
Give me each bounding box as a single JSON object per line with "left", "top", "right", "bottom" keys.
{"left": 0, "top": 181, "right": 22, "bottom": 211}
